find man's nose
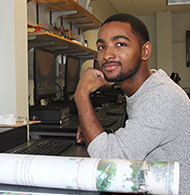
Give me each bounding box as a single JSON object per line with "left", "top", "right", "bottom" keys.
{"left": 103, "top": 46, "right": 116, "bottom": 61}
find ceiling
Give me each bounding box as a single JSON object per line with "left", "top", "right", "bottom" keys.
{"left": 108, "top": 0, "right": 190, "bottom": 16}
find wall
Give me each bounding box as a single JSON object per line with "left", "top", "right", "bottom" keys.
{"left": 139, "top": 12, "right": 190, "bottom": 89}
{"left": 0, "top": 0, "right": 28, "bottom": 118}
{"left": 137, "top": 15, "right": 157, "bottom": 70}
{"left": 156, "top": 12, "right": 173, "bottom": 74}
{"left": 82, "top": 0, "right": 118, "bottom": 72}
{"left": 172, "top": 13, "right": 190, "bottom": 88}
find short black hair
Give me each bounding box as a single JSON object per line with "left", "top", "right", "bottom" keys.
{"left": 102, "top": 13, "right": 150, "bottom": 47}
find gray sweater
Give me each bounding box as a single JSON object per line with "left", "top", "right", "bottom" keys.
{"left": 87, "top": 69, "right": 190, "bottom": 194}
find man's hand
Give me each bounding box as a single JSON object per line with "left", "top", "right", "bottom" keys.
{"left": 76, "top": 126, "right": 84, "bottom": 143}
{"left": 75, "top": 67, "right": 114, "bottom": 98}
{"left": 74, "top": 68, "right": 114, "bottom": 146}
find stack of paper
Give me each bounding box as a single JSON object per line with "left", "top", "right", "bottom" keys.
{"left": 0, "top": 114, "right": 16, "bottom": 125}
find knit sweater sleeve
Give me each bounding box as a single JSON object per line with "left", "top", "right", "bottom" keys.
{"left": 87, "top": 70, "right": 190, "bottom": 161}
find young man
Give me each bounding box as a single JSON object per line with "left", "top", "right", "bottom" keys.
{"left": 75, "top": 13, "right": 190, "bottom": 194}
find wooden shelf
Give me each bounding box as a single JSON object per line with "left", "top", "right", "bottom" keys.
{"left": 28, "top": 31, "right": 97, "bottom": 58}
{"left": 31, "top": 0, "right": 102, "bottom": 30}
{"left": 29, "top": 0, "right": 101, "bottom": 59}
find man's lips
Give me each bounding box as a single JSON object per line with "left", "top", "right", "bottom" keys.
{"left": 102, "top": 62, "right": 121, "bottom": 71}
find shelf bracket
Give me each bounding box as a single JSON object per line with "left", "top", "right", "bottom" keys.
{"left": 68, "top": 52, "right": 87, "bottom": 56}
{"left": 64, "top": 49, "right": 79, "bottom": 54}
{"left": 79, "top": 54, "right": 95, "bottom": 59}
{"left": 54, "top": 49, "right": 79, "bottom": 56}
{"left": 73, "top": 22, "right": 94, "bottom": 32}
{"left": 51, "top": 10, "right": 78, "bottom": 24}
{"left": 80, "top": 26, "right": 100, "bottom": 34}
{"left": 28, "top": 41, "right": 55, "bottom": 48}
{"left": 38, "top": 2, "right": 67, "bottom": 17}
{"left": 63, "top": 17, "right": 86, "bottom": 27}
{"left": 28, "top": 35, "right": 36, "bottom": 41}
{"left": 80, "top": 55, "right": 96, "bottom": 65}
{"left": 44, "top": 45, "right": 68, "bottom": 51}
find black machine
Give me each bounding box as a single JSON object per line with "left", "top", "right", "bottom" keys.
{"left": 29, "top": 105, "right": 70, "bottom": 124}
{"left": 63, "top": 55, "right": 80, "bottom": 99}
{"left": 50, "top": 55, "right": 81, "bottom": 114}
{"left": 0, "top": 126, "right": 27, "bottom": 153}
{"left": 30, "top": 46, "right": 72, "bottom": 124}
{"left": 186, "top": 30, "right": 190, "bottom": 67}
{"left": 30, "top": 50, "right": 81, "bottom": 121}
{"left": 33, "top": 46, "right": 56, "bottom": 106}
{"left": 170, "top": 72, "right": 181, "bottom": 84}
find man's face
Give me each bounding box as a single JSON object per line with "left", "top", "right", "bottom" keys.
{"left": 96, "top": 21, "right": 142, "bottom": 82}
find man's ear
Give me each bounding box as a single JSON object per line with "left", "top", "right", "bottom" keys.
{"left": 141, "top": 41, "right": 151, "bottom": 61}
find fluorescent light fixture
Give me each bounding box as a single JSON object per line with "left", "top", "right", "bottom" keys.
{"left": 167, "top": 0, "right": 190, "bottom": 5}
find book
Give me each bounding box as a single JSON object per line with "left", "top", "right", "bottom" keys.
{"left": 0, "top": 154, "right": 179, "bottom": 195}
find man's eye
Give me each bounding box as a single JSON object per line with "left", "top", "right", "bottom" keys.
{"left": 97, "top": 45, "right": 106, "bottom": 50}
{"left": 117, "top": 42, "right": 127, "bottom": 47}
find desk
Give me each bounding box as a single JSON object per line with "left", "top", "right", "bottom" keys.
{"left": 60, "top": 141, "right": 89, "bottom": 157}
{"left": 0, "top": 103, "right": 133, "bottom": 195}
{"left": 29, "top": 103, "right": 126, "bottom": 139}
